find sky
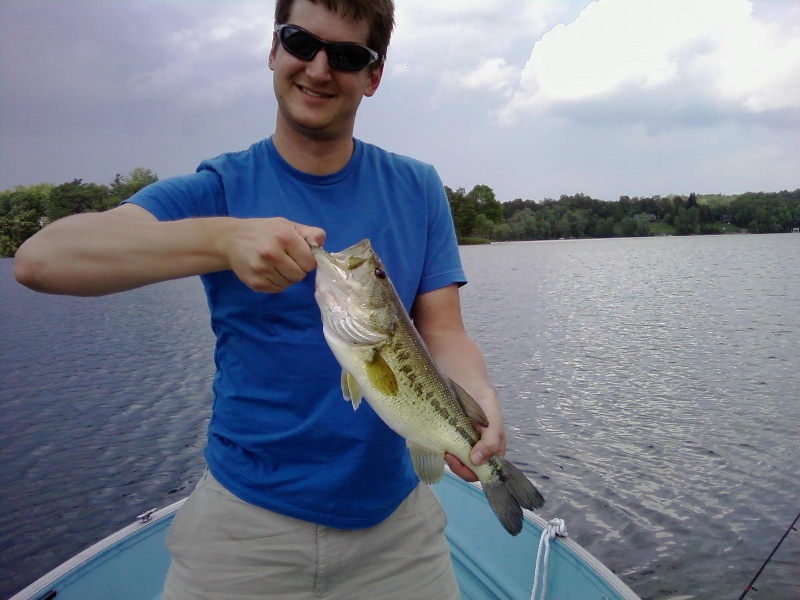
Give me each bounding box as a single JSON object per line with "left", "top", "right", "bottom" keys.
{"left": 1, "top": 0, "right": 798, "bottom": 203}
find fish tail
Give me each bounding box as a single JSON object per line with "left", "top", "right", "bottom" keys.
{"left": 482, "top": 458, "right": 545, "bottom": 536}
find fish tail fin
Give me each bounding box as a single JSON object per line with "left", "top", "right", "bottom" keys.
{"left": 482, "top": 458, "right": 545, "bottom": 536}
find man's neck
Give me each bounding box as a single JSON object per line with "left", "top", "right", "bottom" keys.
{"left": 272, "top": 126, "right": 355, "bottom": 176}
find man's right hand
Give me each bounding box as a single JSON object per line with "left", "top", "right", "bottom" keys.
{"left": 223, "top": 217, "right": 326, "bottom": 293}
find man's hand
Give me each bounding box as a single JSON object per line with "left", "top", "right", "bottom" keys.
{"left": 445, "top": 413, "right": 507, "bottom": 482}
{"left": 224, "top": 217, "right": 325, "bottom": 293}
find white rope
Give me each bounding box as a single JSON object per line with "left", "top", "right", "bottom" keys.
{"left": 530, "top": 518, "right": 568, "bottom": 600}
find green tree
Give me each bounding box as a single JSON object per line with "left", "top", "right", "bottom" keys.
{"left": 467, "top": 184, "right": 502, "bottom": 223}
{"left": 109, "top": 167, "right": 159, "bottom": 207}
{"left": 0, "top": 210, "right": 40, "bottom": 256}
{"left": 472, "top": 214, "right": 494, "bottom": 239}
{"left": 47, "top": 179, "right": 110, "bottom": 221}
{"left": 445, "top": 186, "right": 477, "bottom": 239}
{"left": 595, "top": 217, "right": 616, "bottom": 238}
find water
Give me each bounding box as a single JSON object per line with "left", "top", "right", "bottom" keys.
{"left": 1, "top": 234, "right": 798, "bottom": 599}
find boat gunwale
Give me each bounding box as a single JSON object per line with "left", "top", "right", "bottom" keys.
{"left": 9, "top": 499, "right": 186, "bottom": 600}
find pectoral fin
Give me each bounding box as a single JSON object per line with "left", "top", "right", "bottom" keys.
{"left": 341, "top": 370, "right": 363, "bottom": 411}
{"left": 408, "top": 443, "right": 445, "bottom": 484}
{"left": 449, "top": 378, "right": 490, "bottom": 427}
{"left": 366, "top": 351, "right": 399, "bottom": 396}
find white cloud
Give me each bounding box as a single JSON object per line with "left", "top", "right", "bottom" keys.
{"left": 390, "top": 1, "right": 554, "bottom": 81}
{"left": 458, "top": 58, "right": 518, "bottom": 95}
{"left": 497, "top": 0, "right": 800, "bottom": 124}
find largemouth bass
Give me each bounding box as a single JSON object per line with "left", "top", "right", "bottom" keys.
{"left": 311, "top": 239, "right": 544, "bottom": 535}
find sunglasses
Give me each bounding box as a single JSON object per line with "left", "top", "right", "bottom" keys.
{"left": 274, "top": 23, "right": 380, "bottom": 72}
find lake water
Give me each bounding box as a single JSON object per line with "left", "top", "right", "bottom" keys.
{"left": 1, "top": 234, "right": 798, "bottom": 600}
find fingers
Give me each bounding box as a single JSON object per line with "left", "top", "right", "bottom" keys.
{"left": 446, "top": 417, "right": 509, "bottom": 484}
{"left": 445, "top": 453, "right": 478, "bottom": 483}
{"left": 227, "top": 218, "right": 326, "bottom": 293}
{"left": 294, "top": 223, "right": 326, "bottom": 248}
{"left": 283, "top": 223, "right": 325, "bottom": 274}
{"left": 470, "top": 421, "right": 506, "bottom": 466}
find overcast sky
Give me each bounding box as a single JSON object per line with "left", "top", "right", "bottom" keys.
{"left": 1, "top": 0, "right": 798, "bottom": 202}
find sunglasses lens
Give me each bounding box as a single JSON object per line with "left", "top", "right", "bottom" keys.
{"left": 327, "top": 45, "right": 372, "bottom": 71}
{"left": 281, "top": 28, "right": 320, "bottom": 60}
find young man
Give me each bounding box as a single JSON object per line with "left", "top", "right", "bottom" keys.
{"left": 15, "top": 1, "right": 507, "bottom": 597}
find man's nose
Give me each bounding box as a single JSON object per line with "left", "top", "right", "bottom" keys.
{"left": 305, "top": 48, "right": 333, "bottom": 80}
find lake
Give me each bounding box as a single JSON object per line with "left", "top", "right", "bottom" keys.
{"left": 1, "top": 234, "right": 798, "bottom": 600}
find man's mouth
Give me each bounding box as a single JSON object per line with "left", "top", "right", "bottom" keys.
{"left": 298, "top": 85, "right": 334, "bottom": 99}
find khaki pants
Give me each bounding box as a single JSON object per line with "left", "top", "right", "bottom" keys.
{"left": 162, "top": 471, "right": 460, "bottom": 599}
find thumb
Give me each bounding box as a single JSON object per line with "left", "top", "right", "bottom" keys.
{"left": 470, "top": 424, "right": 504, "bottom": 466}
{"left": 294, "top": 223, "right": 326, "bottom": 247}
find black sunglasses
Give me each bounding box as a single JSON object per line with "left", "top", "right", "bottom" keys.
{"left": 274, "top": 24, "right": 380, "bottom": 72}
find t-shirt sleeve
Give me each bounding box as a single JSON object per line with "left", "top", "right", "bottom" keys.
{"left": 122, "top": 169, "right": 227, "bottom": 221}
{"left": 418, "top": 167, "right": 467, "bottom": 295}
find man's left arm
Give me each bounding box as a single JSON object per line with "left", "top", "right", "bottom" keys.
{"left": 411, "top": 284, "right": 506, "bottom": 483}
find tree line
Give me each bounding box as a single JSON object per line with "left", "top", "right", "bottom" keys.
{"left": 0, "top": 168, "right": 158, "bottom": 257}
{"left": 447, "top": 186, "right": 800, "bottom": 243}
{"left": 1, "top": 169, "right": 798, "bottom": 256}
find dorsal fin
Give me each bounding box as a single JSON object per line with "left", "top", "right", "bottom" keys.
{"left": 449, "top": 378, "right": 490, "bottom": 427}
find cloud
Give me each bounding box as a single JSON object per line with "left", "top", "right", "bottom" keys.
{"left": 456, "top": 58, "right": 518, "bottom": 96}
{"left": 0, "top": 0, "right": 796, "bottom": 201}
{"left": 494, "top": 0, "right": 800, "bottom": 126}
{"left": 128, "top": 4, "right": 273, "bottom": 109}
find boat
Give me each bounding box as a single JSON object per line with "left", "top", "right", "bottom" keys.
{"left": 11, "top": 471, "right": 640, "bottom": 600}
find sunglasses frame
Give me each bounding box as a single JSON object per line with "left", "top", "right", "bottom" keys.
{"left": 274, "top": 23, "right": 380, "bottom": 72}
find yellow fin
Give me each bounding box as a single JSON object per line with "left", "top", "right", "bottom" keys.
{"left": 366, "top": 351, "right": 399, "bottom": 396}
{"left": 340, "top": 370, "right": 363, "bottom": 410}
{"left": 449, "top": 378, "right": 489, "bottom": 427}
{"left": 408, "top": 443, "right": 445, "bottom": 484}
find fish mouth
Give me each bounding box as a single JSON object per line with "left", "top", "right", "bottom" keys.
{"left": 310, "top": 239, "right": 373, "bottom": 270}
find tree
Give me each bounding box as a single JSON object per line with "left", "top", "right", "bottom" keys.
{"left": 445, "top": 186, "right": 477, "bottom": 239}
{"left": 0, "top": 210, "right": 40, "bottom": 256}
{"left": 467, "top": 184, "right": 502, "bottom": 223}
{"left": 109, "top": 167, "right": 159, "bottom": 207}
{"left": 595, "top": 217, "right": 616, "bottom": 238}
{"left": 47, "top": 179, "right": 110, "bottom": 220}
{"left": 472, "top": 214, "right": 494, "bottom": 239}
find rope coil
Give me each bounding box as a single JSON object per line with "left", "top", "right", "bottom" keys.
{"left": 530, "top": 518, "right": 568, "bottom": 600}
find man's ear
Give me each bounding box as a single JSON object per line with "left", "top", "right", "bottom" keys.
{"left": 268, "top": 36, "right": 279, "bottom": 71}
{"left": 364, "top": 63, "right": 384, "bottom": 98}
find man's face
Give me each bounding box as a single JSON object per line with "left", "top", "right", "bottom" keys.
{"left": 269, "top": 0, "right": 383, "bottom": 142}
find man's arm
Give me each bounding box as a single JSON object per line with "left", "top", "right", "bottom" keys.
{"left": 411, "top": 284, "right": 506, "bottom": 482}
{"left": 14, "top": 204, "right": 325, "bottom": 296}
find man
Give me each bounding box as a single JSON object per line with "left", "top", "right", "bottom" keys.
{"left": 14, "top": 1, "right": 507, "bottom": 598}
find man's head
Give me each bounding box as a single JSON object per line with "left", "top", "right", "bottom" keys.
{"left": 274, "top": 0, "right": 394, "bottom": 63}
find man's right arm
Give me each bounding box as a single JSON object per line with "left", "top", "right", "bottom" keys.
{"left": 14, "top": 204, "right": 325, "bottom": 297}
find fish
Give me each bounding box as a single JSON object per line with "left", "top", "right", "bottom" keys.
{"left": 311, "top": 239, "right": 544, "bottom": 535}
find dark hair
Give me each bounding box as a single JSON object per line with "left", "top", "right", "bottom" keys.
{"left": 274, "top": 0, "right": 395, "bottom": 63}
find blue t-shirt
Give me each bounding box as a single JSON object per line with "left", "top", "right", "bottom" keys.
{"left": 126, "top": 137, "right": 466, "bottom": 528}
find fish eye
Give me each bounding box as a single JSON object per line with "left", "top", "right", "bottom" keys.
{"left": 374, "top": 268, "right": 386, "bottom": 279}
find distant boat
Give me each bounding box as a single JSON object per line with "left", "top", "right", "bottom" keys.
{"left": 11, "top": 471, "right": 639, "bottom": 600}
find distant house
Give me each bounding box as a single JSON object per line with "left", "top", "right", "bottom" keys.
{"left": 792, "top": 227, "right": 799, "bottom": 233}
{"left": 634, "top": 213, "right": 657, "bottom": 223}
{"left": 38, "top": 216, "right": 51, "bottom": 228}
